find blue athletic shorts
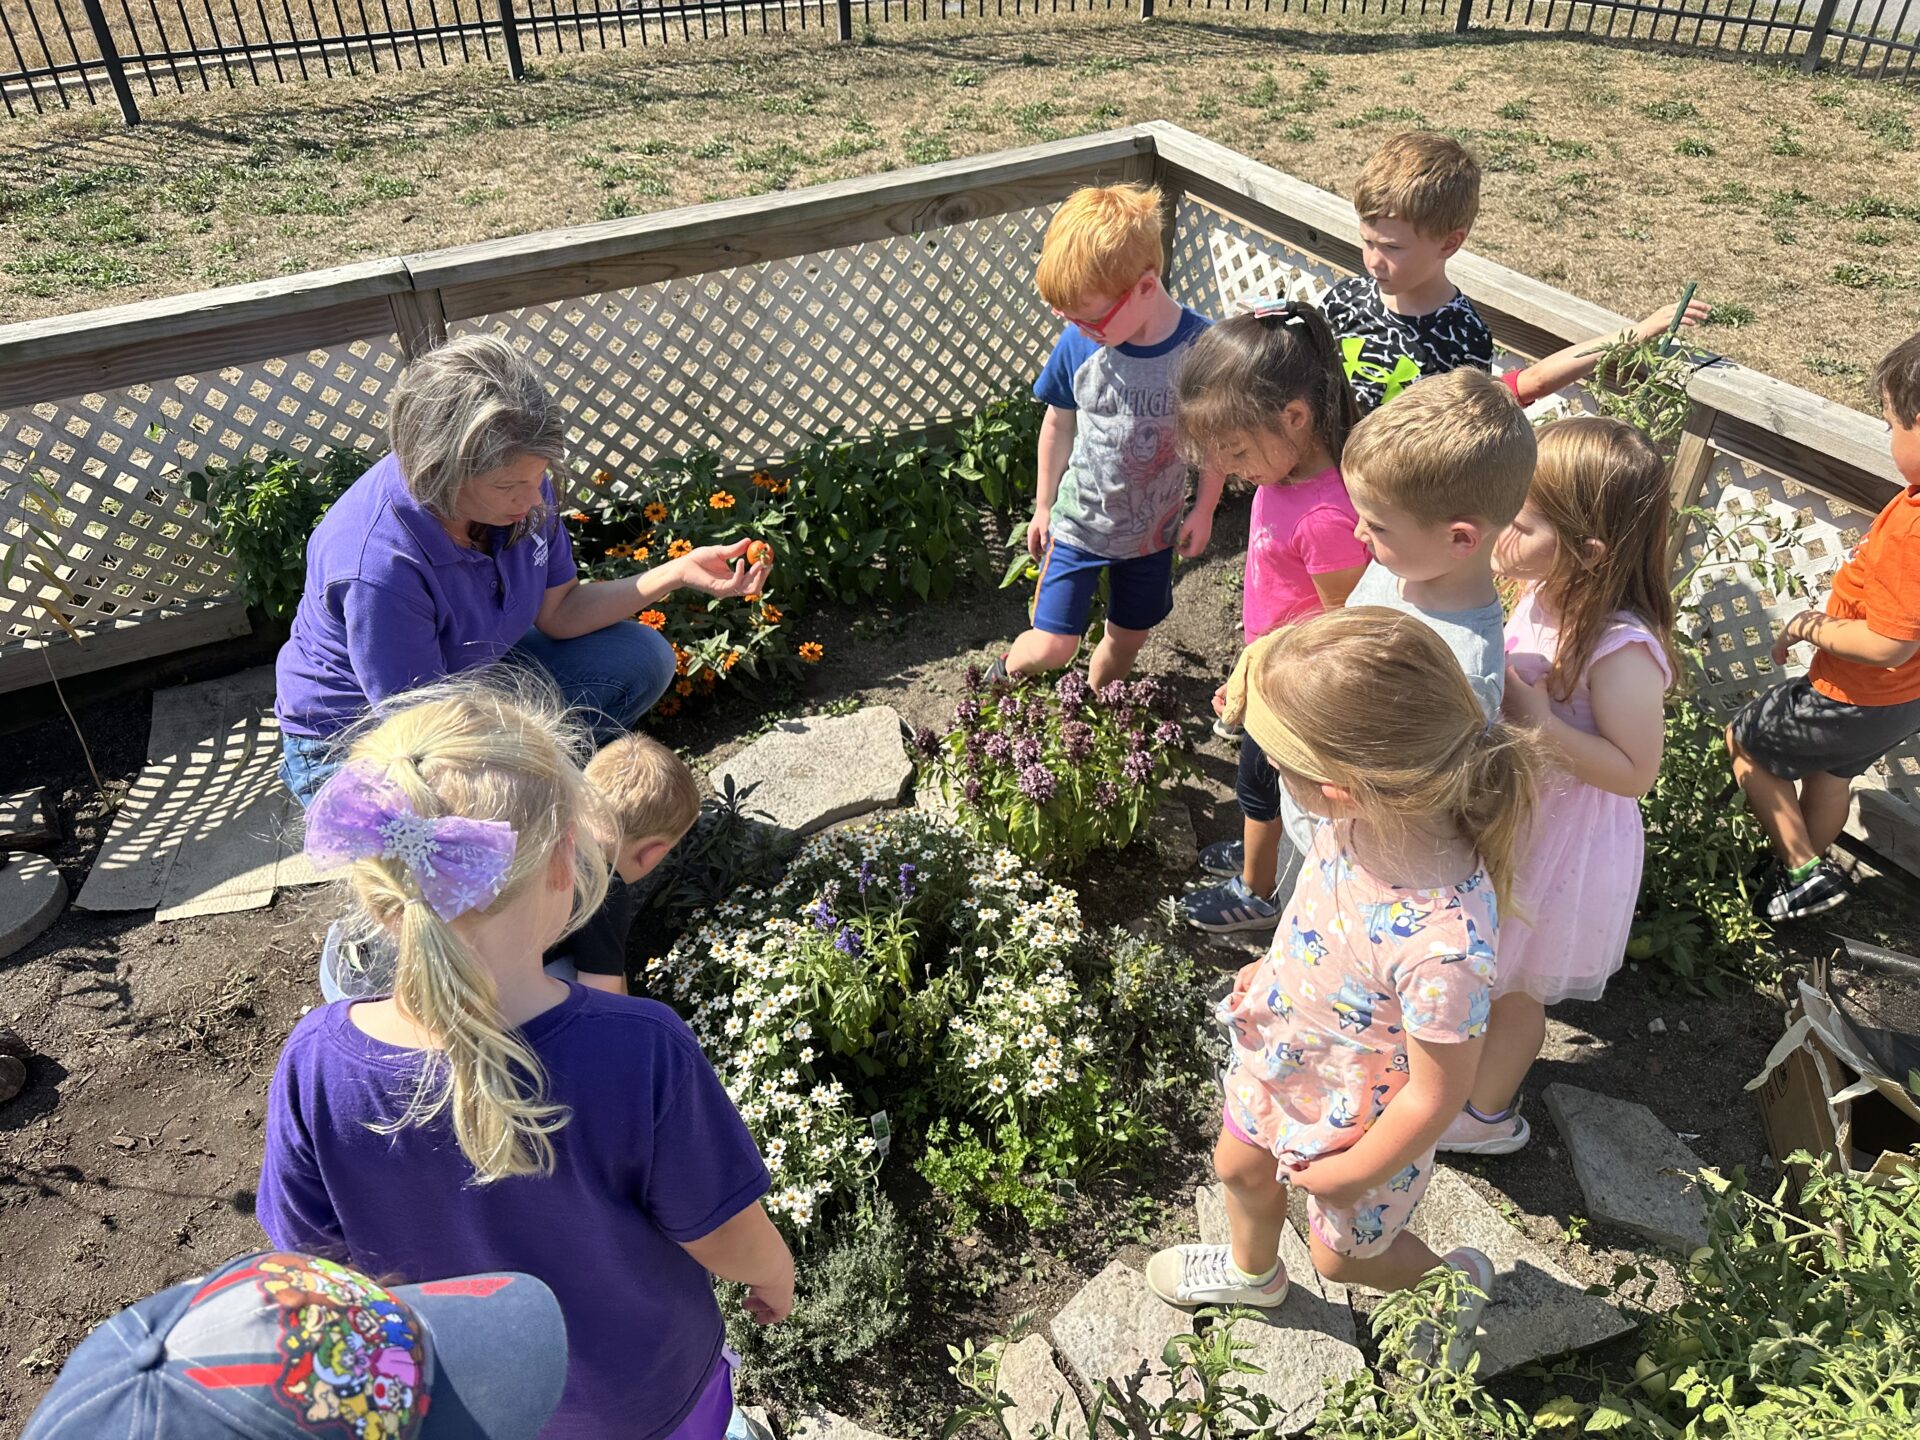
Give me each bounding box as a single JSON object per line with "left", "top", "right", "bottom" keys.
{"left": 1031, "top": 540, "right": 1176, "bottom": 637}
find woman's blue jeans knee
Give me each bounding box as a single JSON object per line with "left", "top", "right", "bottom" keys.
{"left": 280, "top": 732, "right": 341, "bottom": 810}
{"left": 512, "top": 621, "right": 677, "bottom": 745}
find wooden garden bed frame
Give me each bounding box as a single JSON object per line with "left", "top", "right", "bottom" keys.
{"left": 1, "top": 122, "right": 1912, "bottom": 865}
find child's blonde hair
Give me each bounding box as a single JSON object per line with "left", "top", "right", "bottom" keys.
{"left": 1524, "top": 417, "right": 1680, "bottom": 701}
{"left": 1352, "top": 132, "right": 1481, "bottom": 239}
{"left": 1343, "top": 368, "right": 1534, "bottom": 527}
{"left": 332, "top": 675, "right": 611, "bottom": 1183}
{"left": 1176, "top": 301, "right": 1361, "bottom": 469}
{"left": 1242, "top": 607, "right": 1540, "bottom": 900}
{"left": 585, "top": 733, "right": 701, "bottom": 844}
{"left": 1035, "top": 183, "right": 1165, "bottom": 312}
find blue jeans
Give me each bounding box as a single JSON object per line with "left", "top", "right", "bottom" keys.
{"left": 279, "top": 622, "right": 676, "bottom": 808}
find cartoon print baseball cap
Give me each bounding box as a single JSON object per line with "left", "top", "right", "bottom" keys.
{"left": 23, "top": 1250, "right": 568, "bottom": 1440}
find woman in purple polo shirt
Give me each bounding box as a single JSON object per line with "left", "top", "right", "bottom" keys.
{"left": 275, "top": 334, "right": 768, "bottom": 805}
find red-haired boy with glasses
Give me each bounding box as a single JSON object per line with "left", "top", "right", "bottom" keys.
{"left": 990, "top": 183, "right": 1221, "bottom": 688}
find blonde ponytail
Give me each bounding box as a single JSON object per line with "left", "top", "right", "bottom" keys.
{"left": 1240, "top": 607, "right": 1543, "bottom": 903}
{"left": 325, "top": 673, "right": 612, "bottom": 1183}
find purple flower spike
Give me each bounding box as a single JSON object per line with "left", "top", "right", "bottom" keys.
{"left": 834, "top": 924, "right": 864, "bottom": 958}
{"left": 996, "top": 692, "right": 1021, "bottom": 719}
{"left": 1122, "top": 750, "right": 1155, "bottom": 787}
{"left": 963, "top": 777, "right": 984, "bottom": 804}
{"left": 912, "top": 726, "right": 941, "bottom": 760}
{"left": 898, "top": 862, "right": 918, "bottom": 901}
{"left": 1012, "top": 735, "right": 1043, "bottom": 767}
{"left": 1017, "top": 763, "right": 1058, "bottom": 804}
{"left": 1096, "top": 680, "right": 1126, "bottom": 707}
{"left": 808, "top": 896, "right": 837, "bottom": 930}
{"left": 857, "top": 858, "right": 875, "bottom": 895}
{"left": 1094, "top": 779, "right": 1121, "bottom": 809}
{"left": 1060, "top": 719, "right": 1094, "bottom": 763}
{"left": 956, "top": 697, "right": 982, "bottom": 727}
{"left": 964, "top": 664, "right": 984, "bottom": 692}
{"left": 1154, "top": 719, "right": 1183, "bottom": 747}
{"left": 984, "top": 733, "right": 1013, "bottom": 764}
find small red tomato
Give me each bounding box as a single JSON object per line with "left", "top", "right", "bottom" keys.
{"left": 747, "top": 539, "right": 773, "bottom": 567}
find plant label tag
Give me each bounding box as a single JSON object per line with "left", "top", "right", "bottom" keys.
{"left": 869, "top": 1111, "right": 891, "bottom": 1160}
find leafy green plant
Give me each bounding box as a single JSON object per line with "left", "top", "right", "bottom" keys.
{"left": 917, "top": 1117, "right": 1069, "bottom": 1234}
{"left": 185, "top": 447, "right": 368, "bottom": 621}
{"left": 919, "top": 667, "right": 1196, "bottom": 873}
{"left": 726, "top": 1194, "right": 911, "bottom": 1396}
{"left": 949, "top": 395, "right": 1044, "bottom": 517}
{"left": 1582, "top": 331, "right": 1699, "bottom": 458}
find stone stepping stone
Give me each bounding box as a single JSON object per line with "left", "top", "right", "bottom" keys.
{"left": 997, "top": 1333, "right": 1086, "bottom": 1440}
{"left": 1544, "top": 1083, "right": 1710, "bottom": 1254}
{"left": 1050, "top": 1259, "right": 1193, "bottom": 1405}
{"left": 0, "top": 853, "right": 67, "bottom": 960}
{"left": 0, "top": 788, "right": 58, "bottom": 849}
{"left": 1409, "top": 1166, "right": 1633, "bottom": 1378}
{"left": 1194, "top": 1185, "right": 1365, "bottom": 1433}
{"left": 711, "top": 706, "right": 913, "bottom": 839}
{"left": 789, "top": 1411, "right": 896, "bottom": 1440}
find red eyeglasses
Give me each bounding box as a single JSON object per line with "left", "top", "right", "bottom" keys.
{"left": 1052, "top": 277, "right": 1144, "bottom": 337}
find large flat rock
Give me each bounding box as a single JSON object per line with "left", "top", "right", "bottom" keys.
{"left": 789, "top": 1411, "right": 895, "bottom": 1440}
{"left": 997, "top": 1334, "right": 1085, "bottom": 1440}
{"left": 0, "top": 789, "right": 58, "bottom": 849}
{"left": 1050, "top": 1260, "right": 1192, "bottom": 1405}
{"left": 711, "top": 706, "right": 912, "bottom": 839}
{"left": 1194, "top": 1185, "right": 1364, "bottom": 1432}
{"left": 0, "top": 853, "right": 68, "bottom": 960}
{"left": 1545, "top": 1083, "right": 1710, "bottom": 1254}
{"left": 1409, "top": 1167, "right": 1633, "bottom": 1378}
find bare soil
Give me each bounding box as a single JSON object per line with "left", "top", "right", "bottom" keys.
{"left": 4, "top": 494, "right": 1918, "bottom": 1433}
{"left": 3, "top": 13, "right": 1919, "bottom": 410}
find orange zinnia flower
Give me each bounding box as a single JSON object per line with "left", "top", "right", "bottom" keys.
{"left": 633, "top": 546, "right": 650, "bottom": 563}
{"left": 657, "top": 696, "right": 682, "bottom": 717}
{"left": 565, "top": 510, "right": 590, "bottom": 522}
{"left": 751, "top": 471, "right": 775, "bottom": 489}
{"left": 668, "top": 539, "right": 692, "bottom": 559}
{"left": 766, "top": 477, "right": 789, "bottom": 495}
{"left": 643, "top": 501, "right": 668, "bottom": 523}
{"left": 721, "top": 649, "right": 742, "bottom": 672}
{"left": 673, "top": 643, "right": 690, "bottom": 675}
{"left": 593, "top": 470, "right": 612, "bottom": 487}
{"left": 798, "top": 641, "right": 824, "bottom": 663}
{"left": 709, "top": 491, "right": 736, "bottom": 511}
{"left": 674, "top": 678, "right": 694, "bottom": 697}
{"left": 759, "top": 604, "right": 783, "bottom": 626}
{"left": 604, "top": 543, "right": 632, "bottom": 559}
{"left": 742, "top": 592, "right": 761, "bottom": 604}
{"left": 638, "top": 609, "right": 668, "bottom": 629}
{"left": 699, "top": 671, "right": 718, "bottom": 691}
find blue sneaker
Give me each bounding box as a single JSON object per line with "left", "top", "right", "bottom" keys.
{"left": 1182, "top": 875, "right": 1280, "bottom": 933}
{"left": 1199, "top": 839, "right": 1244, "bottom": 878}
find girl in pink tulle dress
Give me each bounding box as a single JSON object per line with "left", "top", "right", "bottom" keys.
{"left": 1438, "top": 416, "right": 1679, "bottom": 1157}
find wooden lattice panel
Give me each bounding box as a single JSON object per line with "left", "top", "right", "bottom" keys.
{"left": 1, "top": 336, "right": 403, "bottom": 647}
{"left": 451, "top": 206, "right": 1062, "bottom": 495}
{"left": 1680, "top": 450, "right": 1920, "bottom": 811}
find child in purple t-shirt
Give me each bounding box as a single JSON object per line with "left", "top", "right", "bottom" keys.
{"left": 1170, "top": 301, "right": 1370, "bottom": 935}
{"left": 258, "top": 681, "right": 793, "bottom": 1440}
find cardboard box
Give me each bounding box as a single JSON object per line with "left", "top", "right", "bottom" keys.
{"left": 1752, "top": 1002, "right": 1920, "bottom": 1199}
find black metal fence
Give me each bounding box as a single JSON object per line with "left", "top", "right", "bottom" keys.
{"left": 2, "top": 0, "right": 1912, "bottom": 122}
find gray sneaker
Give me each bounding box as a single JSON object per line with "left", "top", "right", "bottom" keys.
{"left": 1199, "top": 839, "right": 1245, "bottom": 878}
{"left": 1182, "top": 875, "right": 1280, "bottom": 933}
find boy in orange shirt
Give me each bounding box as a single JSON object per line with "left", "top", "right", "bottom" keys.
{"left": 1729, "top": 329, "right": 1920, "bottom": 921}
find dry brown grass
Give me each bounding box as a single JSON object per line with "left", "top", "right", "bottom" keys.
{"left": 2, "top": 11, "right": 1917, "bottom": 410}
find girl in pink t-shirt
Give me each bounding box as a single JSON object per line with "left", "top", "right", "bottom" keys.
{"left": 1174, "top": 299, "right": 1372, "bottom": 934}
{"left": 1438, "top": 417, "right": 1679, "bottom": 1157}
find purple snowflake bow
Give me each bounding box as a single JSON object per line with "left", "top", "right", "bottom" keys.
{"left": 303, "top": 762, "right": 517, "bottom": 922}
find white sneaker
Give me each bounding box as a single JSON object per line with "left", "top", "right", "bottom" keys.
{"left": 1144, "top": 1243, "right": 1290, "bottom": 1309}
{"left": 1406, "top": 1246, "right": 1494, "bottom": 1376}
{"left": 1435, "top": 1108, "right": 1531, "bottom": 1156}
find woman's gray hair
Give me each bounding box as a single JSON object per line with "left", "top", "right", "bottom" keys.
{"left": 388, "top": 333, "right": 570, "bottom": 521}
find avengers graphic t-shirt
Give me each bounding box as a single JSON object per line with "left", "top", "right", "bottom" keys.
{"left": 1322, "top": 276, "right": 1493, "bottom": 413}
{"left": 1032, "top": 306, "right": 1211, "bottom": 559}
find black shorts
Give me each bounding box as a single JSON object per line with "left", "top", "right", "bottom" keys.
{"left": 1730, "top": 676, "right": 1920, "bottom": 780}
